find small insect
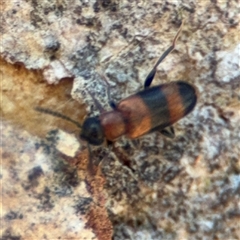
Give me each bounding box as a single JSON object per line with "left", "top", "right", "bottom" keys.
{"left": 36, "top": 22, "right": 197, "bottom": 159}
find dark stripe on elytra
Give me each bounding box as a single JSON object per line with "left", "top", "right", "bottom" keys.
{"left": 137, "top": 86, "right": 171, "bottom": 130}
{"left": 177, "top": 81, "right": 197, "bottom": 116}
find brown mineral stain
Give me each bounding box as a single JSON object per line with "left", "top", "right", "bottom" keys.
{"left": 0, "top": 58, "right": 86, "bottom": 138}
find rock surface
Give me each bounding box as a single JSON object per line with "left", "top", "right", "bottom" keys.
{"left": 1, "top": 0, "right": 240, "bottom": 239}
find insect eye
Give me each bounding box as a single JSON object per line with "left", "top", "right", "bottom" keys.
{"left": 91, "top": 128, "right": 98, "bottom": 138}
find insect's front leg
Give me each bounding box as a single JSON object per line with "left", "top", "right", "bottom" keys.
{"left": 98, "top": 72, "right": 117, "bottom": 109}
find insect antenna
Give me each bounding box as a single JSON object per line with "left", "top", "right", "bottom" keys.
{"left": 35, "top": 107, "right": 82, "bottom": 129}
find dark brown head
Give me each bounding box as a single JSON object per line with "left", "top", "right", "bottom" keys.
{"left": 80, "top": 117, "right": 104, "bottom": 145}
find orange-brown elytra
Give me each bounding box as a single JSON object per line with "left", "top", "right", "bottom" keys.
{"left": 35, "top": 21, "right": 197, "bottom": 147}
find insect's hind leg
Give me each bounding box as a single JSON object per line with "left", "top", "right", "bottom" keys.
{"left": 159, "top": 126, "right": 175, "bottom": 139}
{"left": 144, "top": 22, "right": 183, "bottom": 137}
{"left": 150, "top": 125, "right": 175, "bottom": 139}
{"left": 144, "top": 21, "right": 183, "bottom": 89}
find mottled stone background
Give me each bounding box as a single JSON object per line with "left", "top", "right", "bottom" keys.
{"left": 1, "top": 0, "right": 240, "bottom": 239}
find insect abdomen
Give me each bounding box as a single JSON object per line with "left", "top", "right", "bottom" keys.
{"left": 118, "top": 81, "right": 197, "bottom": 139}
{"left": 139, "top": 81, "right": 197, "bottom": 129}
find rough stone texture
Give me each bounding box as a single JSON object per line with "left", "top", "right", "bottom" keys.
{"left": 1, "top": 120, "right": 113, "bottom": 240}
{"left": 1, "top": 0, "right": 240, "bottom": 240}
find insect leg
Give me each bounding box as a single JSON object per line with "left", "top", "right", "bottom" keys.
{"left": 159, "top": 126, "right": 175, "bottom": 139}
{"left": 98, "top": 72, "right": 117, "bottom": 109}
{"left": 86, "top": 90, "right": 105, "bottom": 113}
{"left": 150, "top": 125, "right": 175, "bottom": 139}
{"left": 87, "top": 143, "right": 95, "bottom": 176}
{"left": 144, "top": 21, "right": 183, "bottom": 88}
{"left": 109, "top": 101, "right": 117, "bottom": 109}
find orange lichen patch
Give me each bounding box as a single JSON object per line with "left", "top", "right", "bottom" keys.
{"left": 65, "top": 149, "right": 113, "bottom": 239}
{"left": 0, "top": 58, "right": 86, "bottom": 138}
{"left": 60, "top": 147, "right": 87, "bottom": 169}
{"left": 85, "top": 174, "right": 113, "bottom": 240}
{"left": 86, "top": 206, "right": 113, "bottom": 240}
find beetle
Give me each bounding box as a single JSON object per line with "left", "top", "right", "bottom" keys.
{"left": 36, "top": 22, "right": 197, "bottom": 151}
